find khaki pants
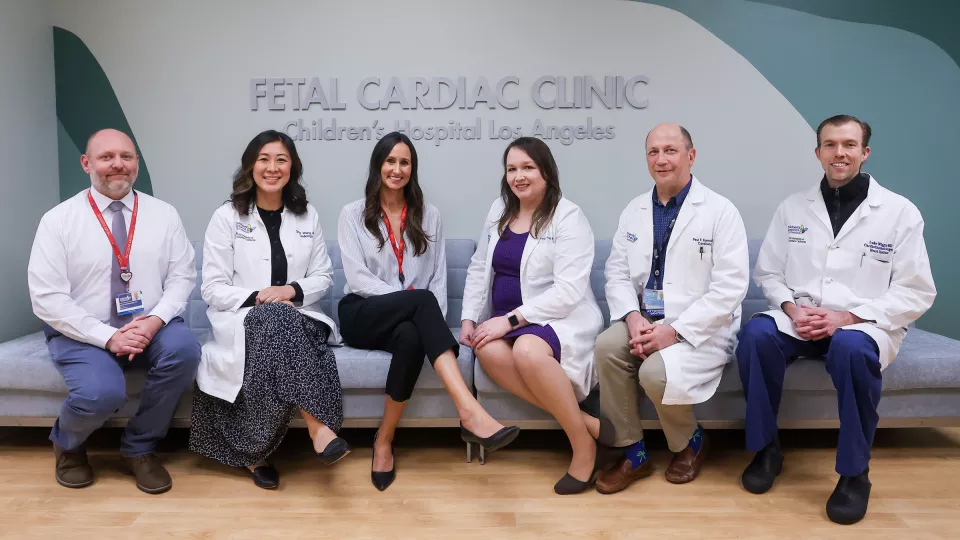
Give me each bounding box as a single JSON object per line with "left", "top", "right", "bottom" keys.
{"left": 596, "top": 321, "right": 697, "bottom": 452}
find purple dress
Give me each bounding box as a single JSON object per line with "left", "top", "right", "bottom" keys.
{"left": 491, "top": 228, "right": 562, "bottom": 360}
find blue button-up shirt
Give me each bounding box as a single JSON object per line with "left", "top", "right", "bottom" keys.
{"left": 645, "top": 178, "right": 692, "bottom": 292}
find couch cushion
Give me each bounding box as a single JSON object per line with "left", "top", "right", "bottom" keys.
{"left": 335, "top": 329, "right": 473, "bottom": 390}
{"left": 0, "top": 330, "right": 212, "bottom": 395}
{"left": 712, "top": 327, "right": 960, "bottom": 394}
{"left": 0, "top": 328, "right": 470, "bottom": 396}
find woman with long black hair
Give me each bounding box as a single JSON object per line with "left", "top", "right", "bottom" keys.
{"left": 337, "top": 132, "right": 519, "bottom": 491}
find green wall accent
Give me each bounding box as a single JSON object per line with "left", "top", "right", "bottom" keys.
{"left": 746, "top": 0, "right": 960, "bottom": 69}
{"left": 639, "top": 0, "right": 960, "bottom": 339}
{"left": 53, "top": 26, "right": 152, "bottom": 199}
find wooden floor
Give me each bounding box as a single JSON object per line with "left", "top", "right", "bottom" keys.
{"left": 1, "top": 427, "right": 959, "bottom": 539}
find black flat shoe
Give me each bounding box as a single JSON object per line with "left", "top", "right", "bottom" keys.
{"left": 317, "top": 437, "right": 351, "bottom": 465}
{"left": 741, "top": 440, "right": 784, "bottom": 495}
{"left": 240, "top": 464, "right": 279, "bottom": 490}
{"left": 371, "top": 429, "right": 395, "bottom": 492}
{"left": 554, "top": 441, "right": 602, "bottom": 495}
{"left": 460, "top": 424, "right": 520, "bottom": 452}
{"left": 826, "top": 470, "right": 871, "bottom": 525}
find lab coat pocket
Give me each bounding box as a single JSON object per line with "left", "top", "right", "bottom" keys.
{"left": 681, "top": 244, "right": 712, "bottom": 292}
{"left": 852, "top": 254, "right": 892, "bottom": 299}
{"left": 527, "top": 242, "right": 556, "bottom": 279}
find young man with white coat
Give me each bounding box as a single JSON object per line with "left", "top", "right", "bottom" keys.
{"left": 594, "top": 123, "right": 749, "bottom": 494}
{"left": 736, "top": 115, "right": 936, "bottom": 525}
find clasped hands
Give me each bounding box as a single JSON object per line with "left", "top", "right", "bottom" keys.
{"left": 625, "top": 311, "right": 679, "bottom": 359}
{"left": 106, "top": 315, "right": 165, "bottom": 361}
{"left": 782, "top": 303, "right": 862, "bottom": 340}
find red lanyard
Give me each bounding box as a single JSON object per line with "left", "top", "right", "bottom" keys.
{"left": 87, "top": 189, "right": 138, "bottom": 284}
{"left": 382, "top": 205, "right": 407, "bottom": 285}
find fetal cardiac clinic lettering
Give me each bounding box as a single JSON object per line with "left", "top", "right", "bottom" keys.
{"left": 249, "top": 75, "right": 649, "bottom": 146}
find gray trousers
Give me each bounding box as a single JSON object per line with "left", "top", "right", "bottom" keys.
{"left": 595, "top": 321, "right": 697, "bottom": 452}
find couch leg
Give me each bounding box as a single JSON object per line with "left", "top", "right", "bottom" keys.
{"left": 478, "top": 445, "right": 486, "bottom": 465}
{"left": 465, "top": 441, "right": 472, "bottom": 463}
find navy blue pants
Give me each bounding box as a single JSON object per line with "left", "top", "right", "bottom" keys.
{"left": 45, "top": 318, "right": 201, "bottom": 456}
{"left": 736, "top": 315, "right": 882, "bottom": 476}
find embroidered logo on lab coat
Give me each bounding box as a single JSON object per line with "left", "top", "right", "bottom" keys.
{"left": 236, "top": 222, "right": 256, "bottom": 234}
{"left": 296, "top": 229, "right": 314, "bottom": 238}
{"left": 626, "top": 232, "right": 638, "bottom": 243}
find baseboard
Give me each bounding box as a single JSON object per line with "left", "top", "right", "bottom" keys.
{"left": 3, "top": 417, "right": 959, "bottom": 429}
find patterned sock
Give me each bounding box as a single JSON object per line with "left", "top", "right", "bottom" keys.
{"left": 625, "top": 439, "right": 648, "bottom": 469}
{"left": 688, "top": 424, "right": 704, "bottom": 454}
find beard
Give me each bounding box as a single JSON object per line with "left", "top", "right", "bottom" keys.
{"left": 92, "top": 171, "right": 136, "bottom": 199}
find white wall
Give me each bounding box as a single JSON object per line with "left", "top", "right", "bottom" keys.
{"left": 48, "top": 0, "right": 820, "bottom": 242}
{"left": 0, "top": 0, "right": 59, "bottom": 341}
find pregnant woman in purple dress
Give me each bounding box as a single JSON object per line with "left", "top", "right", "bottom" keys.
{"left": 460, "top": 137, "right": 605, "bottom": 495}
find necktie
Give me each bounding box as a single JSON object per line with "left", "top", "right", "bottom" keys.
{"left": 108, "top": 201, "right": 130, "bottom": 327}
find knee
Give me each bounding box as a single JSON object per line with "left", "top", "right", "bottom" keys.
{"left": 594, "top": 326, "right": 626, "bottom": 364}
{"left": 827, "top": 330, "right": 880, "bottom": 372}
{"left": 637, "top": 359, "right": 666, "bottom": 395}
{"left": 512, "top": 336, "right": 551, "bottom": 374}
{"left": 737, "top": 316, "right": 778, "bottom": 346}
{"left": 69, "top": 380, "right": 127, "bottom": 417}
{"left": 154, "top": 331, "right": 202, "bottom": 375}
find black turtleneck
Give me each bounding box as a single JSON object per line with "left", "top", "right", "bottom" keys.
{"left": 239, "top": 206, "right": 304, "bottom": 308}
{"left": 820, "top": 172, "right": 869, "bottom": 237}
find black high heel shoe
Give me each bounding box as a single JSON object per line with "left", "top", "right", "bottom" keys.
{"left": 371, "top": 429, "right": 395, "bottom": 492}
{"left": 316, "top": 436, "right": 351, "bottom": 465}
{"left": 554, "top": 441, "right": 602, "bottom": 495}
{"left": 460, "top": 424, "right": 520, "bottom": 452}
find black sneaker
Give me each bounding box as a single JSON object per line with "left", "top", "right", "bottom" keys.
{"left": 741, "top": 440, "right": 783, "bottom": 494}
{"left": 826, "top": 470, "right": 871, "bottom": 525}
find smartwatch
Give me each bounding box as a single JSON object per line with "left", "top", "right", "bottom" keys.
{"left": 507, "top": 313, "right": 520, "bottom": 328}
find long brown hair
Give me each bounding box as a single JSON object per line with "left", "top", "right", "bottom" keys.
{"left": 362, "top": 132, "right": 431, "bottom": 255}
{"left": 497, "top": 137, "right": 562, "bottom": 238}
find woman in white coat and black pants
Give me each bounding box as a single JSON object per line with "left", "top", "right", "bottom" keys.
{"left": 461, "top": 137, "right": 604, "bottom": 495}
{"left": 190, "top": 130, "right": 349, "bottom": 490}
{"left": 337, "top": 132, "right": 519, "bottom": 492}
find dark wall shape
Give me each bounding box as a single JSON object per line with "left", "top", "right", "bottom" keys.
{"left": 53, "top": 26, "right": 152, "bottom": 198}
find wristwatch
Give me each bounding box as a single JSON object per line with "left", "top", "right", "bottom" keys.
{"left": 507, "top": 313, "right": 520, "bottom": 328}
{"left": 675, "top": 328, "right": 686, "bottom": 343}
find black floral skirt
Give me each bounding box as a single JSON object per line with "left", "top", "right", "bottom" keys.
{"left": 189, "top": 303, "right": 343, "bottom": 467}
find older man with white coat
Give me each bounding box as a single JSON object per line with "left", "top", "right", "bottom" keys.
{"left": 594, "top": 123, "right": 749, "bottom": 494}
{"left": 736, "top": 115, "right": 936, "bottom": 525}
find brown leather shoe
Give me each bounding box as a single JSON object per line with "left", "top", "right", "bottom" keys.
{"left": 124, "top": 454, "right": 172, "bottom": 494}
{"left": 53, "top": 444, "right": 94, "bottom": 488}
{"left": 596, "top": 457, "right": 654, "bottom": 494}
{"left": 665, "top": 433, "right": 708, "bottom": 484}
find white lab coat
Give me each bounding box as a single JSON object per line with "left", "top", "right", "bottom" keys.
{"left": 462, "top": 197, "right": 603, "bottom": 401}
{"left": 754, "top": 175, "right": 936, "bottom": 370}
{"left": 197, "top": 203, "right": 340, "bottom": 403}
{"left": 605, "top": 177, "right": 750, "bottom": 405}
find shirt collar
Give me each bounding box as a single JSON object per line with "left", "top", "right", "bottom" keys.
{"left": 652, "top": 175, "right": 693, "bottom": 208}
{"left": 89, "top": 187, "right": 136, "bottom": 212}
{"left": 820, "top": 172, "right": 869, "bottom": 203}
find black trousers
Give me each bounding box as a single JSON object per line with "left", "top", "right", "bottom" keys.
{"left": 338, "top": 289, "right": 459, "bottom": 402}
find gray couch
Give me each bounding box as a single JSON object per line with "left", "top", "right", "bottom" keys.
{"left": 477, "top": 239, "right": 960, "bottom": 434}
{"left": 0, "top": 240, "right": 476, "bottom": 431}
{"left": 3, "top": 238, "right": 960, "bottom": 457}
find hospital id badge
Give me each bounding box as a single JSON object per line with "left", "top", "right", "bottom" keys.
{"left": 642, "top": 288, "right": 665, "bottom": 317}
{"left": 116, "top": 291, "right": 145, "bottom": 317}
